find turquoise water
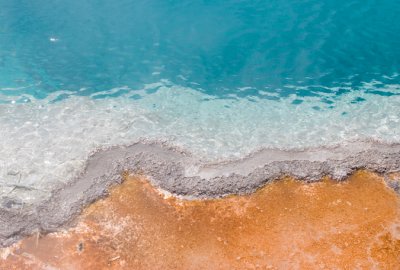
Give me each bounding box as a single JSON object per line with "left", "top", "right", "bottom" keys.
{"left": 1, "top": 1, "right": 400, "bottom": 192}
{"left": 1, "top": 0, "right": 400, "bottom": 101}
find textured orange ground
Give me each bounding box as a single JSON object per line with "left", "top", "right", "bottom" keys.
{"left": 1, "top": 170, "right": 400, "bottom": 270}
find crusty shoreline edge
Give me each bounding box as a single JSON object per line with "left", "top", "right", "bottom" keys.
{"left": 1, "top": 140, "right": 400, "bottom": 247}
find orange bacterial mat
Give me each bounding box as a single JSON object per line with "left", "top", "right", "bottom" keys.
{"left": 1, "top": 171, "right": 400, "bottom": 269}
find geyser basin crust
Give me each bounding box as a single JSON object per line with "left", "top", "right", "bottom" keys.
{"left": 1, "top": 172, "right": 400, "bottom": 269}
{"left": 2, "top": 81, "right": 400, "bottom": 202}
{"left": 1, "top": 140, "right": 400, "bottom": 247}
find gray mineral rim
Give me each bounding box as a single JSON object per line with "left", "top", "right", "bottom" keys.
{"left": 1, "top": 140, "right": 400, "bottom": 247}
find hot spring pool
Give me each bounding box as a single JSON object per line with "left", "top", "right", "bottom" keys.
{"left": 1, "top": 0, "right": 400, "bottom": 246}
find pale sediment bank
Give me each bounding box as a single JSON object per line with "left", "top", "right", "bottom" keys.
{"left": 1, "top": 140, "right": 400, "bottom": 247}
{"left": 1, "top": 171, "right": 400, "bottom": 269}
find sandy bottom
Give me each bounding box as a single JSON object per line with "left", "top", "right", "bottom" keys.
{"left": 1, "top": 171, "right": 400, "bottom": 269}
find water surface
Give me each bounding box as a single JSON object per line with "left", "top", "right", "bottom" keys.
{"left": 0, "top": 0, "right": 400, "bottom": 193}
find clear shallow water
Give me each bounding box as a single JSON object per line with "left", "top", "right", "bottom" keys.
{"left": 0, "top": 1, "right": 400, "bottom": 193}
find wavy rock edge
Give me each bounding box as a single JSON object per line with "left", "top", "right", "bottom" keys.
{"left": 1, "top": 140, "right": 400, "bottom": 247}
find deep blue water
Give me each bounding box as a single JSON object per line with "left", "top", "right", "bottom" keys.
{"left": 1, "top": 0, "right": 400, "bottom": 101}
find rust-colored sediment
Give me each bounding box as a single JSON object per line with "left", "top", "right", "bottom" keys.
{"left": 1, "top": 170, "right": 400, "bottom": 269}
